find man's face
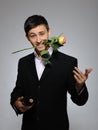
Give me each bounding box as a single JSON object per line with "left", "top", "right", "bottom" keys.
{"left": 27, "top": 25, "right": 50, "bottom": 52}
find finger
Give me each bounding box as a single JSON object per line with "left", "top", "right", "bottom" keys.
{"left": 85, "top": 68, "right": 93, "bottom": 77}
{"left": 74, "top": 72, "right": 85, "bottom": 83}
{"left": 17, "top": 96, "right": 24, "bottom": 101}
{"left": 74, "top": 67, "right": 83, "bottom": 76}
{"left": 74, "top": 74, "right": 81, "bottom": 82}
{"left": 29, "top": 98, "right": 34, "bottom": 103}
{"left": 19, "top": 107, "right": 27, "bottom": 112}
{"left": 85, "top": 68, "right": 93, "bottom": 74}
{"left": 23, "top": 104, "right": 33, "bottom": 111}
{"left": 73, "top": 70, "right": 82, "bottom": 80}
{"left": 18, "top": 103, "right": 33, "bottom": 112}
{"left": 73, "top": 67, "right": 84, "bottom": 79}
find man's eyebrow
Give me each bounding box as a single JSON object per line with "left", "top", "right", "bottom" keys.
{"left": 29, "top": 32, "right": 35, "bottom": 35}
{"left": 38, "top": 30, "right": 45, "bottom": 33}
{"left": 29, "top": 31, "right": 45, "bottom": 35}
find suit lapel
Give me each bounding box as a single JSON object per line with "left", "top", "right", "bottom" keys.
{"left": 40, "top": 63, "right": 51, "bottom": 81}
{"left": 28, "top": 53, "right": 39, "bottom": 82}
{"left": 40, "top": 51, "right": 57, "bottom": 81}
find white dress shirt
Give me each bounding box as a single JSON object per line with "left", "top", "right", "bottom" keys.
{"left": 34, "top": 47, "right": 53, "bottom": 80}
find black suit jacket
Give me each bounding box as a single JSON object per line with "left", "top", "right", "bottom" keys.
{"left": 10, "top": 51, "right": 88, "bottom": 130}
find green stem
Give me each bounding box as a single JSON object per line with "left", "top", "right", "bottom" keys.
{"left": 12, "top": 47, "right": 34, "bottom": 54}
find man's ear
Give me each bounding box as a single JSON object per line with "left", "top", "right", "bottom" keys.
{"left": 48, "top": 29, "right": 51, "bottom": 36}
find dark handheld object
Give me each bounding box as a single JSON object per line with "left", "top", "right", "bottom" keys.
{"left": 22, "top": 96, "right": 34, "bottom": 106}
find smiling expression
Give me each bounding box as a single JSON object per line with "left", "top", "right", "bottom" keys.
{"left": 27, "top": 25, "right": 50, "bottom": 52}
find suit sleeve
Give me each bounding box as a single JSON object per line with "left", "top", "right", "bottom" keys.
{"left": 67, "top": 58, "right": 89, "bottom": 106}
{"left": 10, "top": 59, "right": 24, "bottom": 115}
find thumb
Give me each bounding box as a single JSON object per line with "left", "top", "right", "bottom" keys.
{"left": 85, "top": 68, "right": 93, "bottom": 77}
{"left": 29, "top": 98, "right": 34, "bottom": 103}
{"left": 85, "top": 68, "right": 93, "bottom": 74}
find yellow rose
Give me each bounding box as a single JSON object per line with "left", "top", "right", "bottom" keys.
{"left": 58, "top": 36, "right": 66, "bottom": 45}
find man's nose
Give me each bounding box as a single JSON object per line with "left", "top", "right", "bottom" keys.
{"left": 36, "top": 36, "right": 42, "bottom": 43}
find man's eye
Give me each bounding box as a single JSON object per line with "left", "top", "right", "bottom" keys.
{"left": 30, "top": 35, "right": 36, "bottom": 38}
{"left": 40, "top": 33, "right": 45, "bottom": 36}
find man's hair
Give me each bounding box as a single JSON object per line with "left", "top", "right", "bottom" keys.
{"left": 24, "top": 15, "right": 49, "bottom": 35}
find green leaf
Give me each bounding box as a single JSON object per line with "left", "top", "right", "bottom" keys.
{"left": 40, "top": 50, "right": 49, "bottom": 56}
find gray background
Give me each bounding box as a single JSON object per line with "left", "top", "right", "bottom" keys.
{"left": 0, "top": 0, "right": 97, "bottom": 130}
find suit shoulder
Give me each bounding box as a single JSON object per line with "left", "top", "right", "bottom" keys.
{"left": 18, "top": 53, "right": 34, "bottom": 63}
{"left": 58, "top": 51, "right": 77, "bottom": 61}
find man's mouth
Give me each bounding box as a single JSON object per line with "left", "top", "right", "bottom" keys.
{"left": 36, "top": 41, "right": 45, "bottom": 47}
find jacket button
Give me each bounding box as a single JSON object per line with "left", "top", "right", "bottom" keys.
{"left": 36, "top": 116, "right": 39, "bottom": 121}
{"left": 38, "top": 86, "right": 40, "bottom": 89}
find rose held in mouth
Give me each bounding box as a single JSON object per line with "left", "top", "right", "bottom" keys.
{"left": 58, "top": 36, "right": 66, "bottom": 45}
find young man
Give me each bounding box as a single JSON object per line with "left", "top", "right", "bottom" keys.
{"left": 10, "top": 15, "right": 92, "bottom": 130}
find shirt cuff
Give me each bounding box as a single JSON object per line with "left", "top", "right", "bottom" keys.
{"left": 76, "top": 85, "right": 85, "bottom": 95}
